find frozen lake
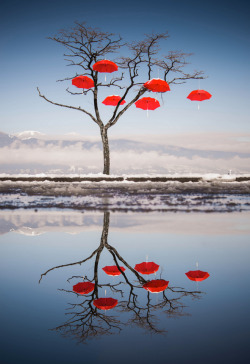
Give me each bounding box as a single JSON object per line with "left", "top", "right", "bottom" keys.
{"left": 0, "top": 208, "right": 250, "bottom": 364}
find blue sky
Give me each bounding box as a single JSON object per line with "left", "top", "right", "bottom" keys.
{"left": 0, "top": 0, "right": 249, "bottom": 137}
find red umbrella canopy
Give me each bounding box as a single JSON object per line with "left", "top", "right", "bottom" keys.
{"left": 72, "top": 76, "right": 94, "bottom": 89}
{"left": 92, "top": 60, "right": 118, "bottom": 73}
{"left": 93, "top": 297, "right": 118, "bottom": 310}
{"left": 134, "top": 262, "right": 160, "bottom": 275}
{"left": 135, "top": 97, "right": 160, "bottom": 110}
{"left": 102, "top": 95, "right": 126, "bottom": 106}
{"left": 73, "top": 282, "right": 95, "bottom": 295}
{"left": 143, "top": 279, "right": 169, "bottom": 293}
{"left": 144, "top": 78, "right": 170, "bottom": 92}
{"left": 102, "top": 265, "right": 126, "bottom": 276}
{"left": 187, "top": 90, "right": 212, "bottom": 101}
{"left": 185, "top": 270, "right": 210, "bottom": 282}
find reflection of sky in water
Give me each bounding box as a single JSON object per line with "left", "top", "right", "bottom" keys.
{"left": 0, "top": 211, "right": 249, "bottom": 364}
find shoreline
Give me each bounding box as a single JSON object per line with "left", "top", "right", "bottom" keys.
{"left": 1, "top": 174, "right": 250, "bottom": 183}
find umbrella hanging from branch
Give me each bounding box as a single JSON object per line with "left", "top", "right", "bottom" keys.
{"left": 185, "top": 270, "right": 210, "bottom": 282}
{"left": 73, "top": 282, "right": 95, "bottom": 294}
{"left": 135, "top": 97, "right": 160, "bottom": 110}
{"left": 187, "top": 89, "right": 212, "bottom": 109}
{"left": 144, "top": 78, "right": 170, "bottom": 92}
{"left": 102, "top": 95, "right": 126, "bottom": 106}
{"left": 93, "top": 60, "right": 118, "bottom": 81}
{"left": 102, "top": 265, "right": 126, "bottom": 276}
{"left": 142, "top": 279, "right": 169, "bottom": 293}
{"left": 93, "top": 297, "right": 118, "bottom": 310}
{"left": 72, "top": 75, "right": 94, "bottom": 91}
{"left": 134, "top": 261, "right": 160, "bottom": 275}
{"left": 135, "top": 97, "right": 160, "bottom": 117}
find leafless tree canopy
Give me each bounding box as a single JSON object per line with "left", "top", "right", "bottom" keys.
{"left": 37, "top": 22, "right": 204, "bottom": 174}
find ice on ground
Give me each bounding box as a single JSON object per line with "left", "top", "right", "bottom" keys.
{"left": 0, "top": 176, "right": 250, "bottom": 212}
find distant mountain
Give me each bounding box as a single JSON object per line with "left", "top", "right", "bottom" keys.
{"left": 1, "top": 131, "right": 249, "bottom": 159}
{"left": 1, "top": 131, "right": 250, "bottom": 174}
{"left": 0, "top": 132, "right": 17, "bottom": 146}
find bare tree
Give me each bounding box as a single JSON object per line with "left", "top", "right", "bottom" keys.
{"left": 37, "top": 22, "right": 204, "bottom": 175}
{"left": 40, "top": 211, "right": 202, "bottom": 341}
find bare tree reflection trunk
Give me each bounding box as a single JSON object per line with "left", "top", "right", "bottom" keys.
{"left": 93, "top": 211, "right": 109, "bottom": 296}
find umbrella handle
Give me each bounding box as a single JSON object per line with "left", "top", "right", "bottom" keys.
{"left": 161, "top": 93, "right": 164, "bottom": 105}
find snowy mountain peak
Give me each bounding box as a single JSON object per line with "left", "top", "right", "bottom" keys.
{"left": 15, "top": 131, "right": 46, "bottom": 140}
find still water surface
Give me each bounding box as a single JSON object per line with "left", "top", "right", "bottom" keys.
{"left": 0, "top": 210, "right": 249, "bottom": 364}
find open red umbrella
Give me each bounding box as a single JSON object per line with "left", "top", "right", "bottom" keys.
{"left": 102, "top": 95, "right": 126, "bottom": 106}
{"left": 143, "top": 279, "right": 169, "bottom": 293}
{"left": 135, "top": 97, "right": 160, "bottom": 111}
{"left": 92, "top": 60, "right": 118, "bottom": 73}
{"left": 72, "top": 76, "right": 94, "bottom": 89}
{"left": 144, "top": 78, "right": 170, "bottom": 92}
{"left": 187, "top": 90, "right": 212, "bottom": 101}
{"left": 185, "top": 270, "right": 210, "bottom": 282}
{"left": 73, "top": 282, "right": 95, "bottom": 294}
{"left": 102, "top": 265, "right": 126, "bottom": 276}
{"left": 134, "top": 262, "right": 160, "bottom": 275}
{"left": 93, "top": 297, "right": 118, "bottom": 310}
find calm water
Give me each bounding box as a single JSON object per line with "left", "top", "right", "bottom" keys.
{"left": 0, "top": 210, "right": 250, "bottom": 364}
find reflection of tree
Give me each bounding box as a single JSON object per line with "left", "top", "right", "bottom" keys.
{"left": 40, "top": 211, "right": 202, "bottom": 341}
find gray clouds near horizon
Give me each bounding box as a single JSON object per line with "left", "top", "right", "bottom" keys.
{"left": 1, "top": 131, "right": 249, "bottom": 175}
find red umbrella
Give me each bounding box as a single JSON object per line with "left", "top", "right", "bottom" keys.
{"left": 134, "top": 262, "right": 160, "bottom": 275}
{"left": 102, "top": 265, "right": 126, "bottom": 276}
{"left": 135, "top": 97, "right": 160, "bottom": 110}
{"left": 92, "top": 60, "right": 118, "bottom": 73}
{"left": 102, "top": 95, "right": 126, "bottom": 106}
{"left": 73, "top": 282, "right": 95, "bottom": 294}
{"left": 143, "top": 279, "right": 169, "bottom": 293}
{"left": 185, "top": 270, "right": 210, "bottom": 282}
{"left": 187, "top": 90, "right": 212, "bottom": 101}
{"left": 72, "top": 76, "right": 94, "bottom": 89}
{"left": 93, "top": 297, "right": 118, "bottom": 310}
{"left": 144, "top": 78, "right": 170, "bottom": 92}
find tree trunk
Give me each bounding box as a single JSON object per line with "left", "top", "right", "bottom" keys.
{"left": 100, "top": 128, "right": 110, "bottom": 175}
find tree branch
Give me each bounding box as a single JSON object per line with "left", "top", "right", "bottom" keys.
{"left": 39, "top": 246, "right": 100, "bottom": 283}
{"left": 36, "top": 87, "right": 101, "bottom": 126}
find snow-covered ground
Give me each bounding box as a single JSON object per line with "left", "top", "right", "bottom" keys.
{"left": 0, "top": 174, "right": 250, "bottom": 212}
{"left": 0, "top": 172, "right": 250, "bottom": 180}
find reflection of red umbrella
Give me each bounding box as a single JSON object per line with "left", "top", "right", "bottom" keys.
{"left": 185, "top": 270, "right": 210, "bottom": 282}
{"left": 92, "top": 60, "right": 118, "bottom": 73}
{"left": 134, "top": 262, "right": 160, "bottom": 275}
{"left": 143, "top": 279, "right": 169, "bottom": 293}
{"left": 102, "top": 265, "right": 126, "bottom": 276}
{"left": 144, "top": 78, "right": 170, "bottom": 92}
{"left": 93, "top": 297, "right": 118, "bottom": 310}
{"left": 73, "top": 282, "right": 95, "bottom": 294}
{"left": 135, "top": 97, "right": 160, "bottom": 110}
{"left": 102, "top": 95, "right": 126, "bottom": 106}
{"left": 72, "top": 76, "right": 94, "bottom": 89}
{"left": 187, "top": 90, "right": 212, "bottom": 101}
